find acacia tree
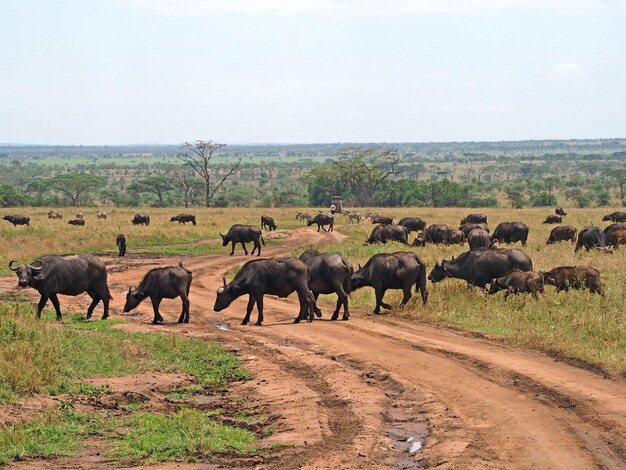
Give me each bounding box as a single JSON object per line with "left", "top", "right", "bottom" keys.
{"left": 169, "top": 167, "right": 204, "bottom": 208}
{"left": 177, "top": 141, "right": 241, "bottom": 207}
{"left": 603, "top": 169, "right": 626, "bottom": 199}
{"left": 47, "top": 173, "right": 104, "bottom": 207}
{"left": 127, "top": 176, "right": 173, "bottom": 205}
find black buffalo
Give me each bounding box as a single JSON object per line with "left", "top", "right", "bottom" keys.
{"left": 123, "top": 262, "right": 192, "bottom": 324}
{"left": 602, "top": 211, "right": 626, "bottom": 223}
{"left": 460, "top": 213, "right": 487, "bottom": 225}
{"left": 488, "top": 270, "right": 544, "bottom": 300}
{"left": 370, "top": 215, "right": 393, "bottom": 225}
{"left": 221, "top": 224, "right": 265, "bottom": 256}
{"left": 459, "top": 223, "right": 489, "bottom": 237}
{"left": 424, "top": 224, "right": 453, "bottom": 244}
{"left": 575, "top": 226, "right": 608, "bottom": 252}
{"left": 132, "top": 213, "right": 150, "bottom": 225}
{"left": 351, "top": 252, "right": 428, "bottom": 315}
{"left": 428, "top": 248, "right": 533, "bottom": 289}
{"left": 170, "top": 214, "right": 196, "bottom": 225}
{"left": 604, "top": 223, "right": 626, "bottom": 237}
{"left": 547, "top": 225, "right": 577, "bottom": 244}
{"left": 398, "top": 217, "right": 426, "bottom": 232}
{"left": 214, "top": 258, "right": 317, "bottom": 325}
{"left": 449, "top": 229, "right": 465, "bottom": 245}
{"left": 365, "top": 224, "right": 409, "bottom": 245}
{"left": 68, "top": 218, "right": 85, "bottom": 226}
{"left": 467, "top": 228, "right": 490, "bottom": 250}
{"left": 261, "top": 215, "right": 277, "bottom": 231}
{"left": 116, "top": 234, "right": 127, "bottom": 257}
{"left": 543, "top": 215, "right": 562, "bottom": 224}
{"left": 299, "top": 250, "right": 352, "bottom": 321}
{"left": 307, "top": 213, "right": 334, "bottom": 232}
{"left": 3, "top": 215, "right": 30, "bottom": 226}
{"left": 490, "top": 221, "right": 529, "bottom": 246}
{"left": 555, "top": 207, "right": 567, "bottom": 216}
{"left": 541, "top": 266, "right": 603, "bottom": 295}
{"left": 9, "top": 254, "right": 111, "bottom": 320}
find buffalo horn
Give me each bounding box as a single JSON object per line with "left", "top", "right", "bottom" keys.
{"left": 222, "top": 277, "right": 227, "bottom": 287}
{"left": 30, "top": 260, "right": 43, "bottom": 271}
{"left": 8, "top": 260, "right": 18, "bottom": 272}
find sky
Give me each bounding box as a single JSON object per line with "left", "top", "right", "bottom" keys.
{"left": 1, "top": 0, "right": 625, "bottom": 145}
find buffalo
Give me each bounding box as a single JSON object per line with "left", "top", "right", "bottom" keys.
{"left": 489, "top": 270, "right": 544, "bottom": 300}
{"left": 490, "top": 221, "right": 529, "bottom": 247}
{"left": 602, "top": 212, "right": 626, "bottom": 223}
{"left": 555, "top": 207, "right": 567, "bottom": 216}
{"left": 47, "top": 210, "right": 62, "bottom": 219}
{"left": 459, "top": 223, "right": 489, "bottom": 237}
{"left": 365, "top": 224, "right": 409, "bottom": 245}
{"left": 398, "top": 217, "right": 427, "bottom": 233}
{"left": 369, "top": 214, "right": 393, "bottom": 225}
{"left": 575, "top": 226, "right": 608, "bottom": 252}
{"left": 606, "top": 229, "right": 626, "bottom": 249}
{"left": 547, "top": 225, "right": 577, "bottom": 244}
{"left": 123, "top": 262, "right": 192, "bottom": 324}
{"left": 460, "top": 213, "right": 487, "bottom": 225}
{"left": 171, "top": 214, "right": 196, "bottom": 225}
{"left": 467, "top": 228, "right": 490, "bottom": 250}
{"left": 132, "top": 213, "right": 150, "bottom": 225}
{"left": 260, "top": 215, "right": 277, "bottom": 231}
{"left": 3, "top": 215, "right": 30, "bottom": 227}
{"left": 604, "top": 223, "right": 626, "bottom": 237}
{"left": 449, "top": 229, "right": 465, "bottom": 245}
{"left": 116, "top": 234, "right": 127, "bottom": 257}
{"left": 543, "top": 215, "right": 562, "bottom": 224}
{"left": 9, "top": 254, "right": 111, "bottom": 320}
{"left": 541, "top": 266, "right": 603, "bottom": 295}
{"left": 307, "top": 213, "right": 334, "bottom": 232}
{"left": 424, "top": 224, "right": 454, "bottom": 244}
{"left": 221, "top": 224, "right": 265, "bottom": 256}
{"left": 214, "top": 257, "right": 317, "bottom": 325}
{"left": 68, "top": 219, "right": 85, "bottom": 226}
{"left": 96, "top": 211, "right": 107, "bottom": 220}
{"left": 428, "top": 248, "right": 533, "bottom": 289}
{"left": 350, "top": 252, "right": 428, "bottom": 315}
{"left": 299, "top": 250, "right": 352, "bottom": 320}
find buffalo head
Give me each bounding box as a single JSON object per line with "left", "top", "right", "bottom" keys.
{"left": 123, "top": 286, "right": 146, "bottom": 313}
{"left": 214, "top": 277, "right": 237, "bottom": 312}
{"left": 427, "top": 260, "right": 449, "bottom": 283}
{"left": 9, "top": 260, "right": 43, "bottom": 287}
{"left": 349, "top": 264, "right": 368, "bottom": 291}
{"left": 602, "top": 214, "right": 611, "bottom": 221}
{"left": 488, "top": 280, "right": 504, "bottom": 295}
{"left": 220, "top": 234, "right": 229, "bottom": 246}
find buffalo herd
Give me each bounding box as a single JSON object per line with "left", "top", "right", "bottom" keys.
{"left": 5, "top": 208, "right": 618, "bottom": 326}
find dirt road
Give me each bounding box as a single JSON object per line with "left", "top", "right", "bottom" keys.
{"left": 5, "top": 227, "right": 626, "bottom": 469}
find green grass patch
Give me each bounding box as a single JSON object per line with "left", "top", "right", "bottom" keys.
{"left": 110, "top": 408, "right": 256, "bottom": 464}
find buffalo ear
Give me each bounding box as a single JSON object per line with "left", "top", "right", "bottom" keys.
{"left": 358, "top": 263, "right": 362, "bottom": 271}
{"left": 128, "top": 286, "right": 132, "bottom": 294}
{"left": 220, "top": 233, "right": 225, "bottom": 239}
{"left": 451, "top": 255, "right": 455, "bottom": 260}
{"left": 222, "top": 277, "right": 227, "bottom": 288}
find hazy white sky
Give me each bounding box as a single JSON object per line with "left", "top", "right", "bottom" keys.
{"left": 1, "top": 0, "right": 625, "bottom": 144}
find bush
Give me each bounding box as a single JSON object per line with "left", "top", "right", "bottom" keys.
{"left": 530, "top": 192, "right": 557, "bottom": 207}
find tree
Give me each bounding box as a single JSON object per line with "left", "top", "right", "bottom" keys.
{"left": 47, "top": 173, "right": 104, "bottom": 207}
{"left": 530, "top": 192, "right": 557, "bottom": 207}
{"left": 603, "top": 169, "right": 626, "bottom": 199}
{"left": 177, "top": 141, "right": 241, "bottom": 207}
{"left": 169, "top": 168, "right": 203, "bottom": 208}
{"left": 127, "top": 176, "right": 174, "bottom": 206}
{"left": 505, "top": 184, "right": 526, "bottom": 209}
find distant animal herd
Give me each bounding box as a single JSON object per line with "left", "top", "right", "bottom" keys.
{"left": 4, "top": 207, "right": 625, "bottom": 326}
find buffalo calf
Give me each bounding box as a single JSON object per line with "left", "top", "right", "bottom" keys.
{"left": 489, "top": 270, "right": 544, "bottom": 300}
{"left": 541, "top": 266, "right": 603, "bottom": 296}
{"left": 116, "top": 234, "right": 127, "bottom": 257}
{"left": 221, "top": 224, "right": 265, "bottom": 256}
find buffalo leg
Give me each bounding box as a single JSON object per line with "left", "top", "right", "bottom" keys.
{"left": 399, "top": 285, "right": 413, "bottom": 307}
{"left": 230, "top": 241, "right": 236, "bottom": 255}
{"left": 374, "top": 288, "right": 393, "bottom": 314}
{"left": 241, "top": 242, "right": 248, "bottom": 255}
{"left": 150, "top": 297, "right": 164, "bottom": 324}
{"left": 177, "top": 291, "right": 190, "bottom": 323}
{"left": 331, "top": 297, "right": 342, "bottom": 320}
{"left": 49, "top": 294, "right": 62, "bottom": 321}
{"left": 317, "top": 224, "right": 321, "bottom": 232}
{"left": 242, "top": 296, "right": 256, "bottom": 325}
{"left": 313, "top": 293, "right": 322, "bottom": 317}
{"left": 253, "top": 240, "right": 261, "bottom": 256}
{"left": 255, "top": 296, "right": 264, "bottom": 326}
{"left": 85, "top": 290, "right": 100, "bottom": 319}
{"left": 36, "top": 295, "right": 49, "bottom": 319}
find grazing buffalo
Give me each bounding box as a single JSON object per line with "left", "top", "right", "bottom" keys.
{"left": 47, "top": 210, "right": 62, "bottom": 219}
{"left": 370, "top": 215, "right": 393, "bottom": 225}
{"left": 489, "top": 270, "right": 544, "bottom": 300}
{"left": 606, "top": 229, "right": 626, "bottom": 249}
{"left": 449, "top": 229, "right": 465, "bottom": 245}
{"left": 343, "top": 211, "right": 361, "bottom": 224}
{"left": 68, "top": 219, "right": 85, "bottom": 226}
{"left": 365, "top": 224, "right": 409, "bottom": 245}
{"left": 116, "top": 234, "right": 127, "bottom": 257}
{"left": 555, "top": 207, "right": 567, "bottom": 216}
{"left": 602, "top": 211, "right": 626, "bottom": 223}
{"left": 461, "top": 213, "right": 487, "bottom": 225}
{"left": 604, "top": 223, "right": 626, "bottom": 237}
{"left": 75, "top": 212, "right": 84, "bottom": 220}
{"left": 490, "top": 221, "right": 529, "bottom": 246}
{"left": 3, "top": 215, "right": 30, "bottom": 226}
{"left": 96, "top": 211, "right": 107, "bottom": 220}
{"left": 541, "top": 266, "right": 603, "bottom": 295}
{"left": 547, "top": 225, "right": 577, "bottom": 244}
{"left": 260, "top": 215, "right": 277, "bottom": 231}
{"left": 543, "top": 215, "right": 562, "bottom": 224}
{"left": 459, "top": 223, "right": 489, "bottom": 237}
{"left": 296, "top": 212, "right": 311, "bottom": 223}
{"left": 171, "top": 214, "right": 196, "bottom": 225}
{"left": 575, "top": 226, "right": 608, "bottom": 252}
{"left": 123, "top": 262, "right": 192, "bottom": 324}
{"left": 132, "top": 214, "right": 150, "bottom": 225}
{"left": 467, "top": 228, "right": 491, "bottom": 250}
{"left": 221, "top": 224, "right": 265, "bottom": 256}
{"left": 299, "top": 250, "right": 352, "bottom": 320}
{"left": 9, "top": 254, "right": 111, "bottom": 320}
{"left": 214, "top": 258, "right": 317, "bottom": 325}
{"left": 307, "top": 213, "right": 334, "bottom": 232}
{"left": 398, "top": 217, "right": 427, "bottom": 233}
{"left": 428, "top": 248, "right": 533, "bottom": 289}
{"left": 351, "top": 252, "right": 428, "bottom": 315}
{"left": 424, "top": 224, "right": 453, "bottom": 244}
